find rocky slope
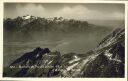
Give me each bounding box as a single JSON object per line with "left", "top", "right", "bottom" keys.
{"left": 60, "top": 27, "right": 125, "bottom": 77}
{"left": 3, "top": 28, "right": 125, "bottom": 77}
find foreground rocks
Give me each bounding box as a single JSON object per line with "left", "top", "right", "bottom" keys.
{"left": 3, "top": 28, "right": 125, "bottom": 77}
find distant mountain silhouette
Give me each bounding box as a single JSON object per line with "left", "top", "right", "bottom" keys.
{"left": 4, "top": 16, "right": 89, "bottom": 33}
{"left": 4, "top": 16, "right": 112, "bottom": 43}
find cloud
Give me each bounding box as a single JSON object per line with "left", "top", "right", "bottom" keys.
{"left": 4, "top": 3, "right": 124, "bottom": 20}
{"left": 15, "top": 4, "right": 46, "bottom": 17}
{"left": 54, "top": 5, "right": 124, "bottom": 20}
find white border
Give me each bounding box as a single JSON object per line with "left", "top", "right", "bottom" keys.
{"left": 125, "top": 2, "right": 128, "bottom": 80}
{"left": 2, "top": 0, "right": 128, "bottom": 3}
{"left": 0, "top": 0, "right": 3, "bottom": 78}
{"left": 0, "top": 0, "right": 127, "bottom": 81}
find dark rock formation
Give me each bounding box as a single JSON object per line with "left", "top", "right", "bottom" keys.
{"left": 10, "top": 47, "right": 51, "bottom": 66}
{"left": 3, "top": 28, "right": 125, "bottom": 78}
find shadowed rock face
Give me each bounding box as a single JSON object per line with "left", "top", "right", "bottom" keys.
{"left": 10, "top": 47, "right": 51, "bottom": 66}
{"left": 3, "top": 28, "right": 125, "bottom": 77}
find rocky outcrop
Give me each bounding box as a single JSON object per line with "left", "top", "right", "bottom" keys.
{"left": 3, "top": 28, "right": 125, "bottom": 77}
{"left": 4, "top": 47, "right": 61, "bottom": 77}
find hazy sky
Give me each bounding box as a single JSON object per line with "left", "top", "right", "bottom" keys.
{"left": 4, "top": 3, "right": 125, "bottom": 21}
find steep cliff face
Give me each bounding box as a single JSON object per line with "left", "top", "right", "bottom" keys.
{"left": 3, "top": 28, "right": 125, "bottom": 77}
{"left": 60, "top": 28, "right": 124, "bottom": 77}
{"left": 83, "top": 28, "right": 125, "bottom": 77}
